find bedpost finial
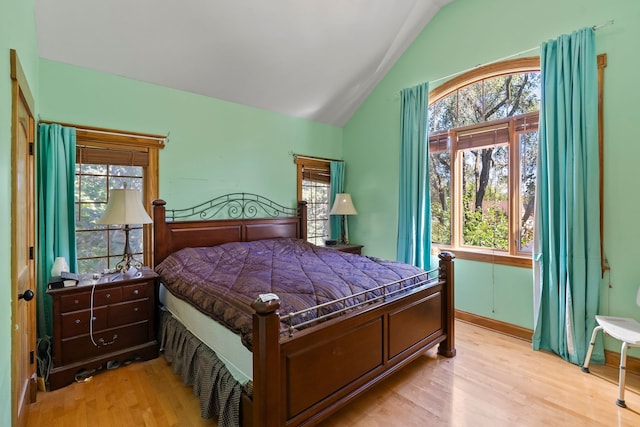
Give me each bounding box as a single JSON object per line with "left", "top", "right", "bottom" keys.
{"left": 438, "top": 251, "right": 455, "bottom": 261}
{"left": 153, "top": 199, "right": 166, "bottom": 206}
{"left": 252, "top": 295, "right": 281, "bottom": 314}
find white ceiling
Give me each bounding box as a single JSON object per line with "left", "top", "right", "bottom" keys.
{"left": 35, "top": 0, "right": 452, "bottom": 126}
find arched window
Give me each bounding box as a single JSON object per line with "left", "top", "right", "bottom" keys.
{"left": 429, "top": 56, "right": 606, "bottom": 268}
{"left": 428, "top": 58, "right": 540, "bottom": 266}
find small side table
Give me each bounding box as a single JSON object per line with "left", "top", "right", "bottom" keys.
{"left": 325, "top": 243, "right": 363, "bottom": 255}
{"left": 47, "top": 267, "right": 159, "bottom": 390}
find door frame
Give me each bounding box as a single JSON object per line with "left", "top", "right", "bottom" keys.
{"left": 10, "top": 48, "right": 36, "bottom": 427}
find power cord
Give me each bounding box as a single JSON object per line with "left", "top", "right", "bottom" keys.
{"left": 36, "top": 336, "right": 53, "bottom": 384}
{"left": 90, "top": 283, "right": 99, "bottom": 347}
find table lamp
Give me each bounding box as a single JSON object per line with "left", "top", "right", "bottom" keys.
{"left": 329, "top": 193, "right": 358, "bottom": 244}
{"left": 96, "top": 184, "right": 152, "bottom": 275}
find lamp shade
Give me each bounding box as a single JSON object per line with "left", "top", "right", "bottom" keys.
{"left": 97, "top": 188, "right": 152, "bottom": 225}
{"left": 329, "top": 193, "right": 358, "bottom": 215}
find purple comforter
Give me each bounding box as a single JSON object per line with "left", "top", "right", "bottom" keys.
{"left": 156, "top": 238, "right": 427, "bottom": 350}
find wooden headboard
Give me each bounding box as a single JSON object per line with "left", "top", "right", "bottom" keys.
{"left": 152, "top": 194, "right": 307, "bottom": 266}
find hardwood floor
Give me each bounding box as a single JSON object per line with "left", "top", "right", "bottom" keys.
{"left": 26, "top": 320, "right": 640, "bottom": 426}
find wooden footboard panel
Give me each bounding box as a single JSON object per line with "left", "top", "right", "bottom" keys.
{"left": 282, "top": 284, "right": 444, "bottom": 426}
{"left": 250, "top": 252, "right": 455, "bottom": 427}
{"left": 284, "top": 316, "right": 384, "bottom": 420}
{"left": 388, "top": 291, "right": 443, "bottom": 360}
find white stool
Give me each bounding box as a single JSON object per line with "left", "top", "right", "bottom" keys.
{"left": 582, "top": 289, "right": 640, "bottom": 408}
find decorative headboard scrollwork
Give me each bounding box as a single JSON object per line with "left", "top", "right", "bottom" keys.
{"left": 164, "top": 192, "right": 299, "bottom": 221}
{"left": 152, "top": 194, "right": 307, "bottom": 266}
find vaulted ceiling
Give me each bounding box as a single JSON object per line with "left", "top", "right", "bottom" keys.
{"left": 35, "top": 0, "right": 452, "bottom": 126}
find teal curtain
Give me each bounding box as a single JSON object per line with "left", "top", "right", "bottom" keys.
{"left": 532, "top": 28, "right": 602, "bottom": 365}
{"left": 397, "top": 82, "right": 431, "bottom": 269}
{"left": 36, "top": 123, "right": 77, "bottom": 338}
{"left": 329, "top": 161, "right": 345, "bottom": 240}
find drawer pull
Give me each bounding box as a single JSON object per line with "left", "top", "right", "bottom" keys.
{"left": 98, "top": 334, "right": 118, "bottom": 346}
{"left": 74, "top": 299, "right": 79, "bottom": 304}
{"left": 133, "top": 289, "right": 139, "bottom": 295}
{"left": 106, "top": 294, "right": 111, "bottom": 299}
{"left": 133, "top": 307, "right": 139, "bottom": 312}
{"left": 75, "top": 319, "right": 81, "bottom": 324}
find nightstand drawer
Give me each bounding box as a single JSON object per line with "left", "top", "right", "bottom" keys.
{"left": 94, "top": 287, "right": 122, "bottom": 305}
{"left": 122, "top": 282, "right": 150, "bottom": 301}
{"left": 60, "top": 321, "right": 150, "bottom": 365}
{"left": 60, "top": 287, "right": 123, "bottom": 312}
{"left": 61, "top": 307, "right": 108, "bottom": 339}
{"left": 60, "top": 293, "right": 91, "bottom": 313}
{"left": 109, "top": 299, "right": 150, "bottom": 328}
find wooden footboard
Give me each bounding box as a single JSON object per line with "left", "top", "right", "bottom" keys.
{"left": 248, "top": 252, "right": 455, "bottom": 427}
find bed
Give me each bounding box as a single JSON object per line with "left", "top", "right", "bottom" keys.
{"left": 152, "top": 193, "right": 456, "bottom": 427}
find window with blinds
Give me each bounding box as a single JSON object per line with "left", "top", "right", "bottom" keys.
{"left": 73, "top": 126, "right": 164, "bottom": 273}
{"left": 428, "top": 111, "right": 539, "bottom": 255}
{"left": 295, "top": 157, "right": 331, "bottom": 246}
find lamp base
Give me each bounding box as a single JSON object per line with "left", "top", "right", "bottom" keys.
{"left": 119, "top": 265, "right": 139, "bottom": 277}
{"left": 115, "top": 253, "right": 143, "bottom": 276}
{"left": 115, "top": 224, "right": 143, "bottom": 276}
{"left": 340, "top": 215, "right": 349, "bottom": 245}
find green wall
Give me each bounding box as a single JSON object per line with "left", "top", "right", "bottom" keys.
{"left": 39, "top": 60, "right": 343, "bottom": 209}
{"left": 344, "top": 0, "right": 640, "bottom": 354}
{"left": 0, "top": 0, "right": 39, "bottom": 423}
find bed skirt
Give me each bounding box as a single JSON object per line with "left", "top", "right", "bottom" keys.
{"left": 159, "top": 308, "right": 245, "bottom": 427}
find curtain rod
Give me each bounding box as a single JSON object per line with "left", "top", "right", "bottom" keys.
{"left": 592, "top": 19, "right": 615, "bottom": 31}
{"left": 426, "top": 19, "right": 614, "bottom": 86}
{"left": 39, "top": 119, "right": 168, "bottom": 142}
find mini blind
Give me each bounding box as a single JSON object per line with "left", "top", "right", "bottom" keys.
{"left": 514, "top": 111, "right": 539, "bottom": 132}
{"left": 73, "top": 125, "right": 165, "bottom": 167}
{"left": 76, "top": 146, "right": 149, "bottom": 166}
{"left": 429, "top": 131, "right": 449, "bottom": 153}
{"left": 457, "top": 125, "right": 510, "bottom": 150}
{"left": 455, "top": 111, "right": 539, "bottom": 150}
{"left": 294, "top": 156, "right": 331, "bottom": 184}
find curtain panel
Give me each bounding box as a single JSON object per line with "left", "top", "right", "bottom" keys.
{"left": 36, "top": 123, "right": 77, "bottom": 338}
{"left": 329, "top": 161, "right": 345, "bottom": 241}
{"left": 397, "top": 82, "right": 431, "bottom": 269}
{"left": 532, "top": 27, "right": 602, "bottom": 365}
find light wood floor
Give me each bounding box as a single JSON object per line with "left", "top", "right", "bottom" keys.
{"left": 26, "top": 320, "right": 640, "bottom": 427}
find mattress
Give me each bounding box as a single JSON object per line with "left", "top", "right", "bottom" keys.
{"left": 159, "top": 283, "right": 253, "bottom": 384}
{"left": 156, "top": 238, "right": 427, "bottom": 351}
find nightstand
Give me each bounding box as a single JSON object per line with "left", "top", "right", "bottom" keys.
{"left": 47, "top": 267, "right": 159, "bottom": 390}
{"left": 325, "top": 243, "right": 363, "bottom": 255}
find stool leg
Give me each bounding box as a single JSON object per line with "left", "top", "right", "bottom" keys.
{"left": 617, "top": 342, "right": 629, "bottom": 408}
{"left": 582, "top": 326, "right": 602, "bottom": 373}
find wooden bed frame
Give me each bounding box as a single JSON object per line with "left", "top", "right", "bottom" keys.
{"left": 152, "top": 195, "right": 455, "bottom": 427}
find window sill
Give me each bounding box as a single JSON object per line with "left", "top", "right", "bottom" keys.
{"left": 434, "top": 246, "right": 532, "bottom": 269}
